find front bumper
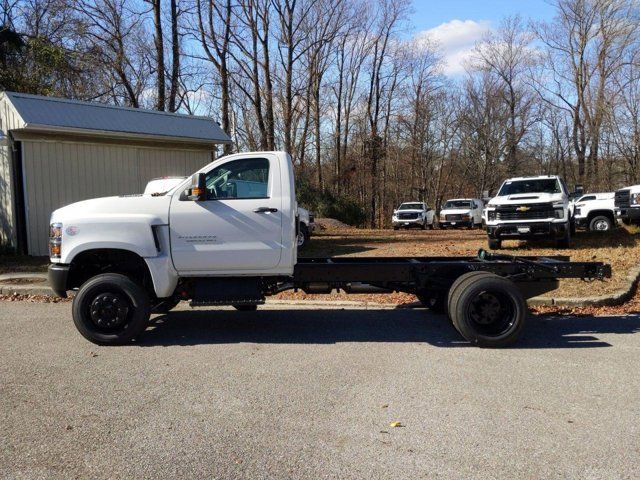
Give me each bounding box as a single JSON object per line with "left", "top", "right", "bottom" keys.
{"left": 487, "top": 221, "right": 568, "bottom": 239}
{"left": 617, "top": 207, "right": 640, "bottom": 223}
{"left": 48, "top": 264, "right": 70, "bottom": 298}
{"left": 393, "top": 218, "right": 425, "bottom": 227}
{"left": 440, "top": 220, "right": 473, "bottom": 228}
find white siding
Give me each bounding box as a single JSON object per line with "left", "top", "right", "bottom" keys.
{"left": 0, "top": 94, "right": 25, "bottom": 249}
{"left": 22, "top": 140, "right": 211, "bottom": 255}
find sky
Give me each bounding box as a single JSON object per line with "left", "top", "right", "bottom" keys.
{"left": 411, "top": 0, "right": 557, "bottom": 75}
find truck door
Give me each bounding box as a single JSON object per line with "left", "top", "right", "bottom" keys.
{"left": 169, "top": 153, "right": 283, "bottom": 273}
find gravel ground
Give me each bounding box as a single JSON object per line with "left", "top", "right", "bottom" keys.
{"left": 2, "top": 301, "right": 639, "bottom": 479}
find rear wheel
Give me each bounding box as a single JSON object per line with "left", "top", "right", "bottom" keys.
{"left": 72, "top": 273, "right": 151, "bottom": 345}
{"left": 447, "top": 271, "right": 495, "bottom": 318}
{"left": 448, "top": 273, "right": 527, "bottom": 348}
{"left": 589, "top": 215, "right": 613, "bottom": 232}
{"left": 488, "top": 238, "right": 502, "bottom": 250}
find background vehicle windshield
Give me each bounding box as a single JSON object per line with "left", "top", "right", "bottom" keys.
{"left": 398, "top": 203, "right": 423, "bottom": 210}
{"left": 444, "top": 200, "right": 471, "bottom": 209}
{"left": 498, "top": 179, "right": 561, "bottom": 196}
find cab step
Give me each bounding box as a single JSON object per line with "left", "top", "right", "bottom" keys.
{"left": 190, "top": 278, "right": 265, "bottom": 307}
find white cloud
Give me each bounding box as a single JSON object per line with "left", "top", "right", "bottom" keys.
{"left": 416, "top": 19, "right": 492, "bottom": 76}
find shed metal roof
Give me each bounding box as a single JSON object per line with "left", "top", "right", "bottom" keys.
{"left": 1, "top": 91, "right": 232, "bottom": 145}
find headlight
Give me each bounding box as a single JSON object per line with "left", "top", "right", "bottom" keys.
{"left": 552, "top": 202, "right": 565, "bottom": 219}
{"left": 439, "top": 214, "right": 446, "bottom": 221}
{"left": 49, "top": 222, "right": 62, "bottom": 258}
{"left": 632, "top": 193, "right": 640, "bottom": 205}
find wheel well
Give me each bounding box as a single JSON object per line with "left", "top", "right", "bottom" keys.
{"left": 67, "top": 249, "right": 153, "bottom": 293}
{"left": 587, "top": 210, "right": 614, "bottom": 222}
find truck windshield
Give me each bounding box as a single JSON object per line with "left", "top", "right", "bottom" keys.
{"left": 444, "top": 200, "right": 471, "bottom": 209}
{"left": 498, "top": 179, "right": 561, "bottom": 196}
{"left": 398, "top": 203, "right": 423, "bottom": 210}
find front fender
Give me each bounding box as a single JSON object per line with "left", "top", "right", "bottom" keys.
{"left": 59, "top": 216, "right": 162, "bottom": 264}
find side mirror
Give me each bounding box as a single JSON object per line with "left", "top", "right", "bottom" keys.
{"left": 574, "top": 184, "right": 584, "bottom": 196}
{"left": 188, "top": 173, "right": 206, "bottom": 201}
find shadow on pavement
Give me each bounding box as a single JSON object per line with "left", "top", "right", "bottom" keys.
{"left": 138, "top": 308, "right": 640, "bottom": 349}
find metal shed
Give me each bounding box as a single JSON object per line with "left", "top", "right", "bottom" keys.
{"left": 0, "top": 91, "right": 231, "bottom": 256}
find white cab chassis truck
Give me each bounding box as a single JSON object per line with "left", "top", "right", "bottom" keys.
{"left": 485, "top": 175, "right": 574, "bottom": 250}
{"left": 48, "top": 152, "right": 610, "bottom": 348}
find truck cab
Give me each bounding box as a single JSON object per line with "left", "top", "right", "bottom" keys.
{"left": 485, "top": 175, "right": 573, "bottom": 249}
{"left": 439, "top": 198, "right": 483, "bottom": 229}
{"left": 391, "top": 202, "right": 435, "bottom": 230}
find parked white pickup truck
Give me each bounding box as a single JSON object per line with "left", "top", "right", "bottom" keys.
{"left": 48, "top": 151, "right": 610, "bottom": 348}
{"left": 573, "top": 193, "right": 615, "bottom": 231}
{"left": 439, "top": 198, "right": 484, "bottom": 229}
{"left": 392, "top": 202, "right": 435, "bottom": 230}
{"left": 485, "top": 175, "right": 574, "bottom": 249}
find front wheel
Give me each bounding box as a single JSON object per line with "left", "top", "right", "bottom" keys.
{"left": 448, "top": 273, "right": 527, "bottom": 347}
{"left": 72, "top": 273, "right": 151, "bottom": 345}
{"left": 488, "top": 238, "right": 501, "bottom": 250}
{"left": 589, "top": 215, "right": 613, "bottom": 232}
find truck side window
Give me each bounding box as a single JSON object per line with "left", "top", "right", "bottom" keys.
{"left": 205, "top": 158, "right": 270, "bottom": 200}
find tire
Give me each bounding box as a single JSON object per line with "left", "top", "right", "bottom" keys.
{"left": 151, "top": 297, "right": 180, "bottom": 314}
{"left": 428, "top": 221, "right": 434, "bottom": 230}
{"left": 570, "top": 219, "right": 576, "bottom": 236}
{"left": 297, "top": 223, "right": 310, "bottom": 249}
{"left": 447, "top": 271, "right": 495, "bottom": 319}
{"left": 589, "top": 215, "right": 613, "bottom": 232}
{"left": 234, "top": 304, "right": 258, "bottom": 311}
{"left": 556, "top": 227, "right": 571, "bottom": 248}
{"left": 488, "top": 238, "right": 501, "bottom": 250}
{"left": 416, "top": 291, "right": 446, "bottom": 314}
{"left": 393, "top": 226, "right": 399, "bottom": 231}
{"left": 448, "top": 273, "right": 527, "bottom": 348}
{"left": 72, "top": 273, "right": 151, "bottom": 345}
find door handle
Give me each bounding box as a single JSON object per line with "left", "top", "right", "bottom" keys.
{"left": 254, "top": 207, "right": 278, "bottom": 213}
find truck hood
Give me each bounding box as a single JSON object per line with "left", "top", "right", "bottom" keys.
{"left": 394, "top": 209, "right": 424, "bottom": 214}
{"left": 51, "top": 194, "right": 171, "bottom": 224}
{"left": 488, "top": 192, "right": 564, "bottom": 206}
{"left": 440, "top": 208, "right": 472, "bottom": 215}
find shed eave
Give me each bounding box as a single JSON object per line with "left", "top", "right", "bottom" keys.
{"left": 12, "top": 123, "right": 233, "bottom": 146}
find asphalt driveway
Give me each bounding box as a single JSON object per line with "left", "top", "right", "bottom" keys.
{"left": 1, "top": 301, "right": 639, "bottom": 479}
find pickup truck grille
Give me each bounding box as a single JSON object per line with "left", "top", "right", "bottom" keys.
{"left": 489, "top": 203, "right": 555, "bottom": 221}
{"left": 615, "top": 190, "right": 630, "bottom": 208}
{"left": 398, "top": 212, "right": 419, "bottom": 220}
{"left": 445, "top": 214, "right": 464, "bottom": 221}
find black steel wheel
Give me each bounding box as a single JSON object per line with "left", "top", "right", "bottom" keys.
{"left": 448, "top": 273, "right": 527, "bottom": 348}
{"left": 446, "top": 271, "right": 495, "bottom": 319}
{"left": 72, "top": 273, "right": 151, "bottom": 345}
